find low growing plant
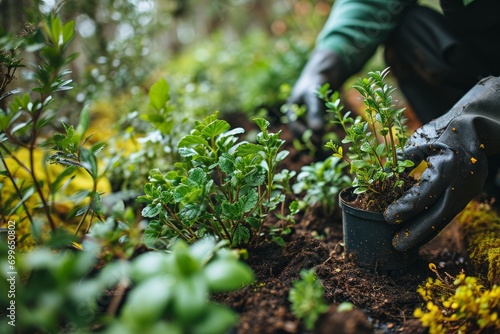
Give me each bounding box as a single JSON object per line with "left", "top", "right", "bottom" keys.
{"left": 414, "top": 264, "right": 500, "bottom": 333}
{"left": 289, "top": 268, "right": 329, "bottom": 331}
{"left": 0, "top": 236, "right": 253, "bottom": 334}
{"left": 321, "top": 68, "right": 415, "bottom": 212}
{"left": 138, "top": 111, "right": 298, "bottom": 248}
{"left": 292, "top": 156, "right": 351, "bottom": 216}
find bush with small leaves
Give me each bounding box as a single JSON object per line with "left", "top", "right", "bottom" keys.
{"left": 293, "top": 156, "right": 351, "bottom": 216}
{"left": 321, "top": 68, "right": 415, "bottom": 212}
{"left": 138, "top": 111, "right": 298, "bottom": 248}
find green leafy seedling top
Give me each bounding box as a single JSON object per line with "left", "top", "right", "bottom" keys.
{"left": 321, "top": 68, "right": 414, "bottom": 200}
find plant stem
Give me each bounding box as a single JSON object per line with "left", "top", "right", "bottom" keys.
{"left": 0, "top": 151, "right": 35, "bottom": 226}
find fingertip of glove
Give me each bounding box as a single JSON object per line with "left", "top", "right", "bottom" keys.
{"left": 392, "top": 231, "right": 412, "bottom": 252}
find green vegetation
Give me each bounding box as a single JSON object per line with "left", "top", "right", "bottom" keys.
{"left": 0, "top": 237, "right": 253, "bottom": 334}
{"left": 293, "top": 156, "right": 351, "bottom": 216}
{"left": 321, "top": 68, "right": 414, "bottom": 211}
{"left": 289, "top": 268, "right": 329, "bottom": 330}
{"left": 138, "top": 112, "right": 298, "bottom": 248}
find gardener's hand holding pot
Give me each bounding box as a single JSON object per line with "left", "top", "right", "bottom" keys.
{"left": 385, "top": 76, "right": 500, "bottom": 251}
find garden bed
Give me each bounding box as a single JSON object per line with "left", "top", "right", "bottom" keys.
{"left": 215, "top": 118, "right": 474, "bottom": 334}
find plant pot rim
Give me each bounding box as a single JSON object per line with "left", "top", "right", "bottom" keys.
{"left": 339, "top": 187, "right": 386, "bottom": 221}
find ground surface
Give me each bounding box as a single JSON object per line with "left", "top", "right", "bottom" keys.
{"left": 216, "top": 113, "right": 472, "bottom": 334}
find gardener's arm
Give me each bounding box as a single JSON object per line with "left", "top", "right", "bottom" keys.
{"left": 287, "top": 0, "right": 414, "bottom": 135}
{"left": 385, "top": 76, "right": 500, "bottom": 251}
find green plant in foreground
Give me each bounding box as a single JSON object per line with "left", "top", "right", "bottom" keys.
{"left": 138, "top": 111, "right": 298, "bottom": 248}
{"left": 289, "top": 268, "right": 329, "bottom": 330}
{"left": 321, "top": 68, "right": 414, "bottom": 211}
{"left": 293, "top": 156, "right": 351, "bottom": 216}
{"left": 0, "top": 236, "right": 253, "bottom": 334}
{"left": 109, "top": 238, "right": 254, "bottom": 334}
{"left": 414, "top": 264, "right": 500, "bottom": 333}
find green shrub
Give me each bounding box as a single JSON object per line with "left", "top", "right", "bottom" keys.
{"left": 138, "top": 111, "right": 298, "bottom": 248}
{"left": 293, "top": 156, "right": 351, "bottom": 216}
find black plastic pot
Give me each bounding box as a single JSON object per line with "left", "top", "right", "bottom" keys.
{"left": 339, "top": 187, "right": 418, "bottom": 271}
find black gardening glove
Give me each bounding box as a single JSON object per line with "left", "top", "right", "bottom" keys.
{"left": 286, "top": 49, "right": 349, "bottom": 138}
{"left": 385, "top": 76, "right": 500, "bottom": 251}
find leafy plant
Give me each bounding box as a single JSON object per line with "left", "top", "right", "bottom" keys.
{"left": 321, "top": 68, "right": 415, "bottom": 212}
{"left": 0, "top": 14, "right": 114, "bottom": 240}
{"left": 293, "top": 156, "right": 351, "bottom": 216}
{"left": 138, "top": 111, "right": 298, "bottom": 248}
{"left": 289, "top": 268, "right": 329, "bottom": 331}
{"left": 414, "top": 264, "right": 500, "bottom": 333}
{"left": 0, "top": 236, "right": 253, "bottom": 334}
{"left": 107, "top": 238, "right": 254, "bottom": 334}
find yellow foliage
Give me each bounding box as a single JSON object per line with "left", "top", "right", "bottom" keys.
{"left": 454, "top": 201, "right": 500, "bottom": 285}
{"left": 414, "top": 270, "right": 500, "bottom": 333}
{"left": 1, "top": 147, "right": 112, "bottom": 249}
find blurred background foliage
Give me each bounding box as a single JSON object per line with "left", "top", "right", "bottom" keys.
{"left": 1, "top": 0, "right": 332, "bottom": 191}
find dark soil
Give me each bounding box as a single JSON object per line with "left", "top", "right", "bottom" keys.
{"left": 218, "top": 113, "right": 473, "bottom": 334}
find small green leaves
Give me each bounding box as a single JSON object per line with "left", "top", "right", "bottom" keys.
{"left": 141, "top": 112, "right": 292, "bottom": 247}
{"left": 322, "top": 68, "right": 413, "bottom": 200}
{"left": 289, "top": 269, "right": 329, "bottom": 330}
{"left": 149, "top": 78, "right": 170, "bottom": 111}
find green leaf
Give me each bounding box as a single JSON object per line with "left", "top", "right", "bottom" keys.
{"left": 121, "top": 276, "right": 172, "bottom": 325}
{"left": 149, "top": 78, "right": 170, "bottom": 111}
{"left": 50, "top": 166, "right": 76, "bottom": 193}
{"left": 241, "top": 189, "right": 258, "bottom": 212}
{"left": 190, "top": 304, "right": 238, "bottom": 334}
{"left": 76, "top": 104, "right": 90, "bottom": 138}
{"left": 142, "top": 204, "right": 161, "bottom": 218}
{"left": 143, "top": 220, "right": 163, "bottom": 249}
{"left": 62, "top": 20, "right": 75, "bottom": 44}
{"left": 204, "top": 259, "right": 254, "bottom": 292}
{"left": 188, "top": 168, "right": 207, "bottom": 187}
{"left": 178, "top": 134, "right": 209, "bottom": 148}
{"left": 232, "top": 225, "right": 250, "bottom": 246}
{"left": 218, "top": 153, "right": 235, "bottom": 175}
{"left": 179, "top": 203, "right": 203, "bottom": 222}
{"left": 201, "top": 120, "right": 230, "bottom": 138}
{"left": 80, "top": 147, "right": 98, "bottom": 178}
{"left": 173, "top": 275, "right": 208, "bottom": 322}
{"left": 236, "top": 143, "right": 262, "bottom": 156}
{"left": 253, "top": 118, "right": 270, "bottom": 133}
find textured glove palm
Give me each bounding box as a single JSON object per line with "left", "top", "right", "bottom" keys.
{"left": 385, "top": 76, "right": 500, "bottom": 251}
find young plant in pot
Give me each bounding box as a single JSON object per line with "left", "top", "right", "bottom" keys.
{"left": 320, "top": 68, "right": 418, "bottom": 271}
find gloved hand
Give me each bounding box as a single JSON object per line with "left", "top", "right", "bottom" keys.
{"left": 286, "top": 49, "right": 349, "bottom": 137}
{"left": 385, "top": 76, "right": 500, "bottom": 251}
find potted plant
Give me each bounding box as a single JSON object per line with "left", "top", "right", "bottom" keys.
{"left": 319, "top": 68, "right": 419, "bottom": 271}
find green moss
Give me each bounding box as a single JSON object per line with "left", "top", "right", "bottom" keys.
{"left": 455, "top": 201, "right": 500, "bottom": 285}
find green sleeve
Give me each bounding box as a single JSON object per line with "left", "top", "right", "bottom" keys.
{"left": 316, "top": 0, "right": 414, "bottom": 74}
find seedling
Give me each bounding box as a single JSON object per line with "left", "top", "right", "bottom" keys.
{"left": 293, "top": 156, "right": 351, "bottom": 216}
{"left": 321, "top": 68, "right": 415, "bottom": 212}
{"left": 289, "top": 268, "right": 329, "bottom": 330}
